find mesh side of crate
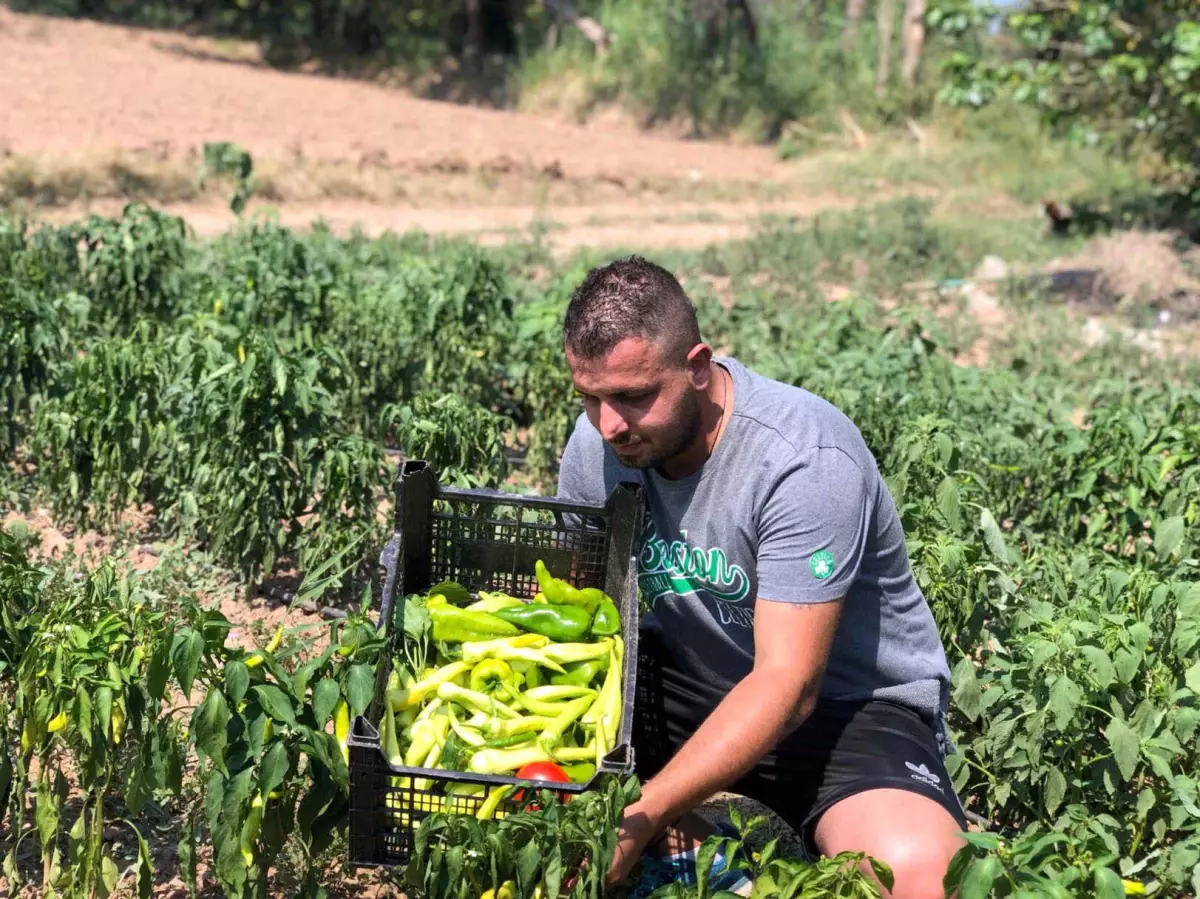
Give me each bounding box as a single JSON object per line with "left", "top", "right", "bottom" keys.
{"left": 427, "top": 497, "right": 610, "bottom": 597}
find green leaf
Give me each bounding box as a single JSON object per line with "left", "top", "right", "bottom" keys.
{"left": 94, "top": 686, "right": 114, "bottom": 746}
{"left": 868, "top": 857, "right": 895, "bottom": 892}
{"left": 259, "top": 741, "right": 289, "bottom": 801}
{"left": 74, "top": 684, "right": 93, "bottom": 748}
{"left": 516, "top": 840, "right": 540, "bottom": 897}
{"left": 1045, "top": 766, "right": 1067, "bottom": 816}
{"left": 292, "top": 653, "right": 328, "bottom": 702}
{"left": 1113, "top": 648, "right": 1141, "bottom": 685}
{"left": 695, "top": 831, "right": 721, "bottom": 897}
{"left": 146, "top": 641, "right": 171, "bottom": 702}
{"left": 1093, "top": 865, "right": 1125, "bottom": 899}
{"left": 402, "top": 599, "right": 432, "bottom": 643}
{"left": 224, "top": 660, "right": 250, "bottom": 704}
{"left": 1106, "top": 717, "right": 1140, "bottom": 781}
{"left": 172, "top": 628, "right": 205, "bottom": 700}
{"left": 1154, "top": 516, "right": 1185, "bottom": 557}
{"left": 979, "top": 507, "right": 1009, "bottom": 564}
{"left": 192, "top": 690, "right": 231, "bottom": 775}
{"left": 178, "top": 822, "right": 198, "bottom": 899}
{"left": 1049, "top": 675, "right": 1081, "bottom": 729}
{"left": 959, "top": 855, "right": 1002, "bottom": 899}
{"left": 271, "top": 355, "right": 288, "bottom": 396}
{"left": 952, "top": 657, "right": 983, "bottom": 722}
{"left": 101, "top": 855, "right": 120, "bottom": 895}
{"left": 937, "top": 476, "right": 962, "bottom": 531}
{"left": 1136, "top": 788, "right": 1155, "bottom": 819}
{"left": 312, "top": 678, "right": 340, "bottom": 727}
{"left": 1185, "top": 660, "right": 1200, "bottom": 695}
{"left": 343, "top": 664, "right": 374, "bottom": 718}
{"left": 1080, "top": 646, "right": 1115, "bottom": 690}
{"left": 127, "top": 820, "right": 154, "bottom": 899}
{"left": 253, "top": 685, "right": 297, "bottom": 728}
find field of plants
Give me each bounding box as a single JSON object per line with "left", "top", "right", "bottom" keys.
{"left": 1, "top": 197, "right": 1199, "bottom": 899}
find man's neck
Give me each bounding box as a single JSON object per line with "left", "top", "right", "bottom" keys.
{"left": 654, "top": 362, "right": 730, "bottom": 481}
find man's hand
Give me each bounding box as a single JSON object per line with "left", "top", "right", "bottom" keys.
{"left": 608, "top": 596, "right": 844, "bottom": 884}
{"left": 606, "top": 799, "right": 658, "bottom": 885}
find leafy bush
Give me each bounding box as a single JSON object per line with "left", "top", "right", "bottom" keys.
{"left": 381, "top": 392, "right": 512, "bottom": 489}
{"left": 31, "top": 322, "right": 384, "bottom": 582}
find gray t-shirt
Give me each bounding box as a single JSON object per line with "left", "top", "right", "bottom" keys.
{"left": 556, "top": 355, "right": 953, "bottom": 753}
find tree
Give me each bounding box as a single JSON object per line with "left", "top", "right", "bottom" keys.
{"left": 842, "top": 0, "right": 866, "bottom": 54}
{"left": 901, "top": 0, "right": 927, "bottom": 87}
{"left": 876, "top": 0, "right": 897, "bottom": 95}
{"left": 934, "top": 0, "right": 1200, "bottom": 187}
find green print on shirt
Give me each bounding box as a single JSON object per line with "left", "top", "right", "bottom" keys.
{"left": 639, "top": 524, "right": 754, "bottom": 629}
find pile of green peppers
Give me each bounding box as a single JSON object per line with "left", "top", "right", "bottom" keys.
{"left": 377, "top": 559, "right": 625, "bottom": 820}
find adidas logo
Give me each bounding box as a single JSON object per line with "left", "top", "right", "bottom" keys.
{"left": 906, "top": 761, "right": 944, "bottom": 793}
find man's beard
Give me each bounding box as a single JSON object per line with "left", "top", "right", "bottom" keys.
{"left": 614, "top": 390, "right": 703, "bottom": 471}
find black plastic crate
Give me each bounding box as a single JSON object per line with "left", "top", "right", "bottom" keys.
{"left": 347, "top": 460, "right": 645, "bottom": 869}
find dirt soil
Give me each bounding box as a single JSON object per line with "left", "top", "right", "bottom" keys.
{"left": 0, "top": 7, "right": 873, "bottom": 253}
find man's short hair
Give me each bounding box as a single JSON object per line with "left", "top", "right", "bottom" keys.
{"left": 563, "top": 255, "right": 702, "bottom": 365}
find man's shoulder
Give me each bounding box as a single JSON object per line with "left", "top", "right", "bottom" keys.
{"left": 726, "top": 358, "right": 872, "bottom": 464}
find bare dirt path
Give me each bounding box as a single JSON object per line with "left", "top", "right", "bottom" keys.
{"left": 37, "top": 194, "right": 871, "bottom": 253}
{"left": 0, "top": 8, "right": 886, "bottom": 251}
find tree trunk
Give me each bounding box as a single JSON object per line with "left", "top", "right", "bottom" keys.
{"left": 842, "top": 0, "right": 866, "bottom": 54}
{"left": 808, "top": 0, "right": 828, "bottom": 39}
{"left": 541, "top": 0, "right": 612, "bottom": 52}
{"left": 464, "top": 0, "right": 484, "bottom": 76}
{"left": 901, "top": 0, "right": 928, "bottom": 87}
{"left": 876, "top": 0, "right": 896, "bottom": 96}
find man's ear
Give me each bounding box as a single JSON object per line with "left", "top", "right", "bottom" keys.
{"left": 684, "top": 343, "right": 714, "bottom": 389}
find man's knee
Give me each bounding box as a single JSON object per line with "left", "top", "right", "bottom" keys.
{"left": 864, "top": 833, "right": 961, "bottom": 899}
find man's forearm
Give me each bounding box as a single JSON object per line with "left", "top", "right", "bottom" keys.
{"left": 634, "top": 667, "right": 818, "bottom": 830}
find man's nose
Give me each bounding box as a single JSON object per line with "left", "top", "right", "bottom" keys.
{"left": 597, "top": 402, "right": 628, "bottom": 442}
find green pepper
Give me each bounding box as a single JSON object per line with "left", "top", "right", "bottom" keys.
{"left": 430, "top": 606, "right": 520, "bottom": 644}
{"left": 470, "top": 658, "right": 516, "bottom": 696}
{"left": 469, "top": 743, "right": 596, "bottom": 774}
{"left": 485, "top": 715, "right": 551, "bottom": 738}
{"left": 543, "top": 640, "right": 611, "bottom": 666}
{"left": 485, "top": 731, "right": 537, "bottom": 749}
{"left": 388, "top": 661, "right": 471, "bottom": 711}
{"left": 476, "top": 784, "right": 514, "bottom": 820}
{"left": 550, "top": 656, "right": 609, "bottom": 687}
{"left": 590, "top": 598, "right": 621, "bottom": 637}
{"left": 467, "top": 591, "right": 525, "bottom": 613}
{"left": 534, "top": 559, "right": 603, "bottom": 614}
{"left": 525, "top": 664, "right": 545, "bottom": 689}
{"left": 538, "top": 694, "right": 597, "bottom": 752}
{"left": 561, "top": 762, "right": 597, "bottom": 783}
{"left": 493, "top": 603, "right": 592, "bottom": 642}
{"left": 535, "top": 559, "right": 566, "bottom": 603}
{"left": 437, "top": 682, "right": 522, "bottom": 720}
{"left": 461, "top": 635, "right": 566, "bottom": 673}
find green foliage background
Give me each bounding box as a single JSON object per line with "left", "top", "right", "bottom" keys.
{"left": 2, "top": 196, "right": 1199, "bottom": 894}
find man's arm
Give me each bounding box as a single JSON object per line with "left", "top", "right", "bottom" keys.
{"left": 609, "top": 595, "right": 844, "bottom": 880}
{"left": 608, "top": 446, "right": 872, "bottom": 883}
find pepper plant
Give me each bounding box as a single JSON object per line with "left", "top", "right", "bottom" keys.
{"left": 181, "top": 594, "right": 384, "bottom": 899}
{"left": 3, "top": 555, "right": 185, "bottom": 899}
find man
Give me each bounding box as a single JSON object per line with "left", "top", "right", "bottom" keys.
{"left": 554, "top": 256, "right": 967, "bottom": 898}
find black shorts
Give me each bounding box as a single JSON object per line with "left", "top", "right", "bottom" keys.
{"left": 632, "top": 629, "right": 967, "bottom": 858}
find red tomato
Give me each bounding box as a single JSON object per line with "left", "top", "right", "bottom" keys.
{"left": 513, "top": 761, "right": 570, "bottom": 806}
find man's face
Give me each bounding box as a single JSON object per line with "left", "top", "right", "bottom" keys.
{"left": 566, "top": 336, "right": 705, "bottom": 470}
